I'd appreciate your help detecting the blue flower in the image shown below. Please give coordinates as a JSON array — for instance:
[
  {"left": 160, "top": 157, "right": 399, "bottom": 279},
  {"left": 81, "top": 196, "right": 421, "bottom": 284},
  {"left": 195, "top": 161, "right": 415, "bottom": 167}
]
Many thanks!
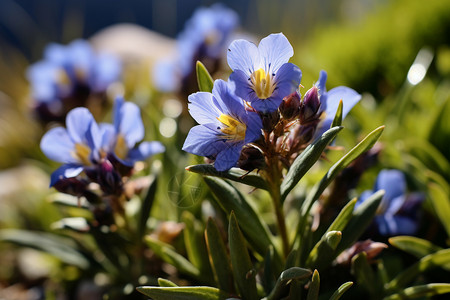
[
  {"left": 314, "top": 70, "right": 361, "bottom": 138},
  {"left": 357, "top": 169, "right": 424, "bottom": 236},
  {"left": 40, "top": 107, "right": 102, "bottom": 187},
  {"left": 183, "top": 79, "right": 263, "bottom": 171},
  {"left": 153, "top": 4, "right": 238, "bottom": 93},
  {"left": 100, "top": 97, "right": 165, "bottom": 166},
  {"left": 27, "top": 39, "right": 121, "bottom": 120},
  {"left": 227, "top": 33, "right": 302, "bottom": 112}
]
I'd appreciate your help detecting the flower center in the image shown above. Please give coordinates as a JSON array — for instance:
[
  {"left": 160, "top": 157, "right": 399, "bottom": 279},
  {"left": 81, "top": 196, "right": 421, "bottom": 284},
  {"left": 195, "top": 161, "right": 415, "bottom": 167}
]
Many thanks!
[
  {"left": 114, "top": 134, "right": 129, "bottom": 160},
  {"left": 217, "top": 114, "right": 246, "bottom": 141},
  {"left": 250, "top": 68, "right": 275, "bottom": 99},
  {"left": 73, "top": 143, "right": 92, "bottom": 165}
]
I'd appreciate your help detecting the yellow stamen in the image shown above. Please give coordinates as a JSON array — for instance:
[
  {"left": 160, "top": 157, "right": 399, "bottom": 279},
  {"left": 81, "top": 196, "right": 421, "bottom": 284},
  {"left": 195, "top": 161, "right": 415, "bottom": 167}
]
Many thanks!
[
  {"left": 114, "top": 134, "right": 129, "bottom": 159},
  {"left": 57, "top": 69, "right": 71, "bottom": 86},
  {"left": 250, "top": 68, "right": 275, "bottom": 99},
  {"left": 217, "top": 114, "right": 246, "bottom": 141},
  {"left": 73, "top": 143, "right": 92, "bottom": 165}
]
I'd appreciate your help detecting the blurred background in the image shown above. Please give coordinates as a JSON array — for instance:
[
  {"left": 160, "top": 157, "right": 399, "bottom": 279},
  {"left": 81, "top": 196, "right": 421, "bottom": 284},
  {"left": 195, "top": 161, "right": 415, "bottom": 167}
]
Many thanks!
[{"left": 0, "top": 0, "right": 449, "bottom": 298}]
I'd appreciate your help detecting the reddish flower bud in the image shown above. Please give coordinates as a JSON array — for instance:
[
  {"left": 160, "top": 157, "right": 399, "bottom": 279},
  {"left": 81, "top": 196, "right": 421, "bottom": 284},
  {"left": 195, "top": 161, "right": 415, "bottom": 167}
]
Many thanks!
[
  {"left": 279, "top": 91, "right": 301, "bottom": 120},
  {"left": 237, "top": 146, "right": 266, "bottom": 172}
]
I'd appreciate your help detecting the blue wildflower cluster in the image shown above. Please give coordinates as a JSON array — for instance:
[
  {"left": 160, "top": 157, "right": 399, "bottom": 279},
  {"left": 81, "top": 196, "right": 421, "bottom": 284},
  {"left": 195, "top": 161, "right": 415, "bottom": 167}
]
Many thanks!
[
  {"left": 183, "top": 33, "right": 361, "bottom": 173},
  {"left": 40, "top": 96, "right": 164, "bottom": 222},
  {"left": 27, "top": 39, "right": 121, "bottom": 123},
  {"left": 153, "top": 4, "right": 238, "bottom": 94}
]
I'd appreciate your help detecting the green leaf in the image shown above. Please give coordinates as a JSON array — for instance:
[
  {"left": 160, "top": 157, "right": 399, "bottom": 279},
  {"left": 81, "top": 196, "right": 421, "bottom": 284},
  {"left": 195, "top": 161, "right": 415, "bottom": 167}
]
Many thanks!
[
  {"left": 336, "top": 190, "right": 384, "bottom": 255},
  {"left": 228, "top": 212, "right": 258, "bottom": 300},
  {"left": 139, "top": 175, "right": 158, "bottom": 240},
  {"left": 281, "top": 126, "right": 343, "bottom": 200},
  {"left": 386, "top": 248, "right": 450, "bottom": 290},
  {"left": 196, "top": 61, "right": 214, "bottom": 92},
  {"left": 389, "top": 236, "right": 443, "bottom": 259},
  {"left": 144, "top": 236, "right": 200, "bottom": 278},
  {"left": 306, "top": 270, "right": 320, "bottom": 300},
  {"left": 428, "top": 182, "right": 450, "bottom": 237},
  {"left": 203, "top": 176, "right": 275, "bottom": 257},
  {"left": 0, "top": 229, "right": 90, "bottom": 269},
  {"left": 205, "top": 218, "right": 235, "bottom": 294},
  {"left": 263, "top": 246, "right": 276, "bottom": 295},
  {"left": 181, "top": 211, "right": 212, "bottom": 282},
  {"left": 266, "top": 267, "right": 313, "bottom": 300},
  {"left": 187, "top": 164, "right": 268, "bottom": 190},
  {"left": 329, "top": 282, "right": 353, "bottom": 300},
  {"left": 137, "top": 286, "right": 229, "bottom": 300},
  {"left": 384, "top": 283, "right": 450, "bottom": 300},
  {"left": 327, "top": 198, "right": 357, "bottom": 232},
  {"left": 306, "top": 231, "right": 342, "bottom": 269},
  {"left": 296, "top": 126, "right": 384, "bottom": 244},
  {"left": 331, "top": 100, "right": 343, "bottom": 128},
  {"left": 158, "top": 278, "right": 178, "bottom": 287},
  {"left": 351, "top": 252, "right": 379, "bottom": 296}
]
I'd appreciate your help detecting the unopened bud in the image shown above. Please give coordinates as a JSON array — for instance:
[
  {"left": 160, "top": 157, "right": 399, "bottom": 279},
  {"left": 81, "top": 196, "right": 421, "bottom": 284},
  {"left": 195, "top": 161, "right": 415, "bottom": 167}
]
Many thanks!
[
  {"left": 300, "top": 86, "right": 321, "bottom": 124},
  {"left": 258, "top": 110, "right": 280, "bottom": 132},
  {"left": 97, "top": 160, "right": 123, "bottom": 196},
  {"left": 279, "top": 91, "right": 301, "bottom": 120},
  {"left": 237, "top": 146, "right": 266, "bottom": 172}
]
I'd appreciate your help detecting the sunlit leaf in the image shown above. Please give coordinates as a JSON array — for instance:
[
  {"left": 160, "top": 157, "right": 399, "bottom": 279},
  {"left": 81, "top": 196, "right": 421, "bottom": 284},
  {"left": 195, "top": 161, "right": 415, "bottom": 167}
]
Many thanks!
[
  {"left": 428, "top": 182, "right": 450, "bottom": 237},
  {"left": 158, "top": 278, "right": 178, "bottom": 287},
  {"left": 331, "top": 100, "right": 343, "bottom": 128},
  {"left": 384, "top": 283, "right": 450, "bottom": 300},
  {"left": 137, "top": 286, "right": 229, "bottom": 300},
  {"left": 327, "top": 198, "right": 357, "bottom": 233},
  {"left": 196, "top": 61, "right": 214, "bottom": 92},
  {"left": 329, "top": 282, "right": 353, "bottom": 300},
  {"left": 389, "top": 236, "right": 443, "bottom": 259},
  {"left": 281, "top": 126, "right": 343, "bottom": 200},
  {"left": 306, "top": 231, "right": 342, "bottom": 269},
  {"left": 187, "top": 164, "right": 268, "bottom": 190},
  {"left": 266, "top": 267, "right": 312, "bottom": 300},
  {"left": 306, "top": 270, "right": 320, "bottom": 300}
]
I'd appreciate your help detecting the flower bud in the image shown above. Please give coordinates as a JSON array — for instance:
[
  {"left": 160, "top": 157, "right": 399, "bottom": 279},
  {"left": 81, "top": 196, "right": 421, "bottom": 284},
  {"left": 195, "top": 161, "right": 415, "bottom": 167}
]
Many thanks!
[
  {"left": 258, "top": 110, "right": 280, "bottom": 132},
  {"left": 97, "top": 160, "right": 123, "bottom": 196},
  {"left": 53, "top": 177, "right": 89, "bottom": 197},
  {"left": 237, "top": 146, "right": 266, "bottom": 172},
  {"left": 300, "top": 86, "right": 321, "bottom": 124},
  {"left": 279, "top": 91, "right": 301, "bottom": 120}
]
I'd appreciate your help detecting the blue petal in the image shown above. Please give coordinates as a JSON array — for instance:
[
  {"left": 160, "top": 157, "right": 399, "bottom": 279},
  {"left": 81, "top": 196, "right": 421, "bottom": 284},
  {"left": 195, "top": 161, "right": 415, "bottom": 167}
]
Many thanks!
[
  {"left": 50, "top": 164, "right": 83, "bottom": 187},
  {"left": 188, "top": 91, "right": 222, "bottom": 125},
  {"left": 213, "top": 79, "right": 245, "bottom": 118},
  {"left": 244, "top": 111, "right": 263, "bottom": 143},
  {"left": 214, "top": 143, "right": 242, "bottom": 171},
  {"left": 374, "top": 169, "right": 406, "bottom": 201},
  {"left": 182, "top": 125, "right": 225, "bottom": 157},
  {"left": 258, "top": 33, "right": 294, "bottom": 72},
  {"left": 40, "top": 127, "right": 77, "bottom": 163},
  {"left": 229, "top": 70, "right": 255, "bottom": 103},
  {"left": 376, "top": 215, "right": 418, "bottom": 236},
  {"left": 324, "top": 86, "right": 361, "bottom": 121},
  {"left": 66, "top": 108, "right": 96, "bottom": 144},
  {"left": 272, "top": 62, "right": 302, "bottom": 99},
  {"left": 92, "top": 53, "right": 121, "bottom": 91},
  {"left": 385, "top": 195, "right": 406, "bottom": 215},
  {"left": 128, "top": 141, "right": 165, "bottom": 161},
  {"left": 316, "top": 70, "right": 328, "bottom": 96},
  {"left": 227, "top": 39, "right": 260, "bottom": 76},
  {"left": 99, "top": 123, "right": 115, "bottom": 151},
  {"left": 250, "top": 97, "right": 282, "bottom": 113},
  {"left": 114, "top": 98, "right": 145, "bottom": 148}
]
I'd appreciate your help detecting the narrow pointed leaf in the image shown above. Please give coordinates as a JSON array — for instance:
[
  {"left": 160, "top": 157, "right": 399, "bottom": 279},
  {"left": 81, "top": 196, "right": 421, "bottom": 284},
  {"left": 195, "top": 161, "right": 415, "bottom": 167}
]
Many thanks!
[
  {"left": 306, "top": 231, "right": 342, "bottom": 268},
  {"left": 196, "top": 61, "right": 214, "bottom": 92},
  {"left": 228, "top": 212, "right": 258, "bottom": 300},
  {"left": 0, "top": 229, "right": 89, "bottom": 269},
  {"left": 158, "top": 278, "right": 178, "bottom": 287},
  {"left": 205, "top": 218, "right": 235, "bottom": 294},
  {"left": 137, "top": 286, "right": 229, "bottom": 300},
  {"left": 296, "top": 126, "right": 384, "bottom": 243},
  {"left": 187, "top": 164, "right": 268, "bottom": 190},
  {"left": 204, "top": 176, "right": 275, "bottom": 256},
  {"left": 351, "top": 252, "right": 378, "bottom": 296},
  {"left": 266, "top": 267, "right": 312, "bottom": 300},
  {"left": 331, "top": 100, "right": 343, "bottom": 128},
  {"left": 428, "top": 182, "right": 450, "bottom": 237},
  {"left": 329, "top": 282, "right": 353, "bottom": 300},
  {"left": 386, "top": 248, "right": 450, "bottom": 290},
  {"left": 144, "top": 236, "right": 200, "bottom": 278},
  {"left": 281, "top": 126, "right": 343, "bottom": 200},
  {"left": 383, "top": 283, "right": 450, "bottom": 300},
  {"left": 306, "top": 270, "right": 320, "bottom": 300},
  {"left": 336, "top": 190, "right": 384, "bottom": 255},
  {"left": 182, "top": 211, "right": 213, "bottom": 282},
  {"left": 327, "top": 198, "right": 356, "bottom": 232},
  {"left": 389, "top": 236, "right": 443, "bottom": 259},
  {"left": 264, "top": 246, "right": 276, "bottom": 295},
  {"left": 139, "top": 175, "right": 158, "bottom": 239}
]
